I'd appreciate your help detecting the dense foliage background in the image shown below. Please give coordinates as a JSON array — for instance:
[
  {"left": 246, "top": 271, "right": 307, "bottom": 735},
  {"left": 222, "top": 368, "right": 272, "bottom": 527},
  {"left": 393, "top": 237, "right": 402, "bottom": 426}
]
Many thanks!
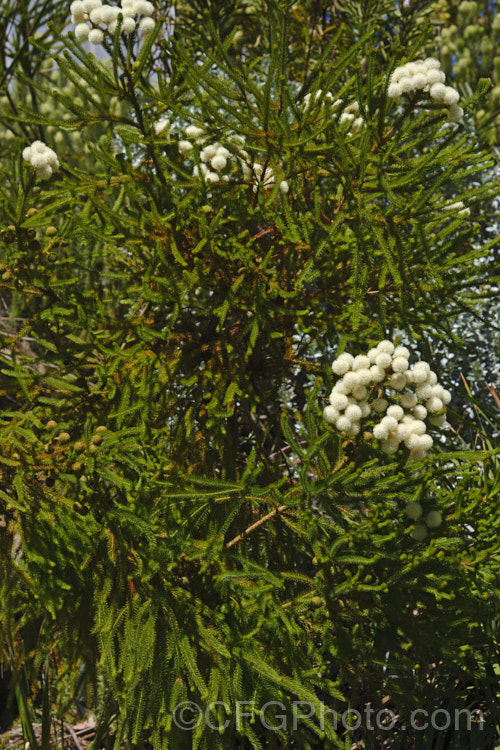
[{"left": 1, "top": 1, "right": 499, "bottom": 749}]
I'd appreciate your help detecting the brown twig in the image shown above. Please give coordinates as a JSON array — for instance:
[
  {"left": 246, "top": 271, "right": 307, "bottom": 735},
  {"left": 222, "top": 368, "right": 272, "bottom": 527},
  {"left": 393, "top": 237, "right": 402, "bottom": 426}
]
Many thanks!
[{"left": 226, "top": 504, "right": 288, "bottom": 549}]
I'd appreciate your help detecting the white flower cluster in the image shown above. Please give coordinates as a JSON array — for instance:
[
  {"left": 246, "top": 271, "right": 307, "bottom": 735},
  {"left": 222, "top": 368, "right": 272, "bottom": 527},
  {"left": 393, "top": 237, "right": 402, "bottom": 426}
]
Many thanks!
[
  {"left": 170, "top": 124, "right": 290, "bottom": 193},
  {"left": 22, "top": 141, "right": 59, "bottom": 180},
  {"left": 301, "top": 93, "right": 364, "bottom": 135},
  {"left": 323, "top": 340, "right": 451, "bottom": 460},
  {"left": 71, "top": 0, "right": 155, "bottom": 45},
  {"left": 405, "top": 501, "right": 442, "bottom": 541},
  {"left": 387, "top": 58, "right": 463, "bottom": 122}
]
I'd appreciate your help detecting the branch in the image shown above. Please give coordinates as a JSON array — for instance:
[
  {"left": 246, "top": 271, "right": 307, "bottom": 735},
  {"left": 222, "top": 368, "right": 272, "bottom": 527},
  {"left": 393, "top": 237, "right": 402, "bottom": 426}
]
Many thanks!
[{"left": 226, "top": 504, "right": 288, "bottom": 550}]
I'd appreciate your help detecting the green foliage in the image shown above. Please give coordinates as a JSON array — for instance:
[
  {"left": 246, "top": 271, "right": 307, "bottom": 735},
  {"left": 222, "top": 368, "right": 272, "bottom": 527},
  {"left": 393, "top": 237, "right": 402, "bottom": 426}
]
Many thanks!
[{"left": 0, "top": 1, "right": 499, "bottom": 749}]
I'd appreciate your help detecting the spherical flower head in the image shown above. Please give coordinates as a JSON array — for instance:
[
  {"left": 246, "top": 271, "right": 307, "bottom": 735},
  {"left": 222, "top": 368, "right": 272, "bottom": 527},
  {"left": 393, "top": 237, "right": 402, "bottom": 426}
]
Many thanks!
[
  {"left": 154, "top": 117, "right": 171, "bottom": 136},
  {"left": 418, "top": 434, "right": 433, "bottom": 452},
  {"left": 399, "top": 77, "right": 414, "bottom": 94},
  {"left": 178, "top": 140, "right": 193, "bottom": 155},
  {"left": 122, "top": 16, "right": 137, "bottom": 33},
  {"left": 211, "top": 154, "right": 227, "bottom": 171},
  {"left": 37, "top": 165, "right": 54, "bottom": 180},
  {"left": 405, "top": 501, "right": 423, "bottom": 520},
  {"left": 412, "top": 73, "right": 427, "bottom": 90},
  {"left": 416, "top": 383, "right": 433, "bottom": 399},
  {"left": 83, "top": 0, "right": 102, "bottom": 11},
  {"left": 336, "top": 416, "right": 352, "bottom": 433},
  {"left": 135, "top": 0, "right": 154, "bottom": 15},
  {"left": 372, "top": 398, "right": 388, "bottom": 413},
  {"left": 279, "top": 180, "right": 289, "bottom": 194},
  {"left": 343, "top": 371, "right": 361, "bottom": 391},
  {"left": 425, "top": 68, "right": 446, "bottom": 86},
  {"left": 443, "top": 86, "right": 460, "bottom": 106},
  {"left": 329, "top": 392, "right": 348, "bottom": 410},
  {"left": 387, "top": 83, "right": 403, "bottom": 98},
  {"left": 323, "top": 405, "right": 340, "bottom": 424},
  {"left": 425, "top": 510, "right": 442, "bottom": 529},
  {"left": 345, "top": 421, "right": 361, "bottom": 437},
  {"left": 75, "top": 22, "right": 90, "bottom": 41},
  {"left": 89, "top": 7, "right": 103, "bottom": 23},
  {"left": 413, "top": 404, "right": 427, "bottom": 420},
  {"left": 373, "top": 423, "right": 389, "bottom": 440},
  {"left": 70, "top": 0, "right": 86, "bottom": 14},
  {"left": 412, "top": 362, "right": 430, "bottom": 383},
  {"left": 392, "top": 356, "right": 409, "bottom": 373},
  {"left": 367, "top": 347, "right": 379, "bottom": 363},
  {"left": 352, "top": 355, "right": 370, "bottom": 371},
  {"left": 440, "top": 389, "right": 452, "bottom": 405},
  {"left": 22, "top": 146, "right": 33, "bottom": 162},
  {"left": 430, "top": 82, "right": 447, "bottom": 102},
  {"left": 139, "top": 16, "right": 155, "bottom": 32},
  {"left": 426, "top": 396, "right": 443, "bottom": 413},
  {"left": 370, "top": 365, "right": 386, "bottom": 384},
  {"left": 88, "top": 27, "right": 105, "bottom": 44},
  {"left": 377, "top": 340, "right": 394, "bottom": 354},
  {"left": 206, "top": 171, "right": 220, "bottom": 183},
  {"left": 332, "top": 380, "right": 349, "bottom": 395},
  {"left": 394, "top": 345, "right": 410, "bottom": 359},
  {"left": 412, "top": 420, "right": 427, "bottom": 436},
  {"left": 410, "top": 523, "right": 428, "bottom": 541},
  {"left": 381, "top": 415, "right": 398, "bottom": 432},
  {"left": 396, "top": 422, "right": 413, "bottom": 441},
  {"left": 386, "top": 404, "right": 404, "bottom": 421},
  {"left": 345, "top": 404, "right": 362, "bottom": 422},
  {"left": 185, "top": 124, "right": 204, "bottom": 139},
  {"left": 331, "top": 352, "right": 354, "bottom": 375},
  {"left": 31, "top": 152, "right": 49, "bottom": 169},
  {"left": 375, "top": 352, "right": 392, "bottom": 370},
  {"left": 423, "top": 57, "right": 441, "bottom": 70}
]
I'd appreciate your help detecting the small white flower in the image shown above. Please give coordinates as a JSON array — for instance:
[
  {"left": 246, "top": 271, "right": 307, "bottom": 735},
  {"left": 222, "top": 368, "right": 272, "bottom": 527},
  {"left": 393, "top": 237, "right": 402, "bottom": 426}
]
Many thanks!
[
  {"left": 139, "top": 16, "right": 155, "bottom": 32},
  {"left": 426, "top": 397, "right": 443, "bottom": 413},
  {"left": 88, "top": 28, "right": 105, "bottom": 44},
  {"left": 343, "top": 372, "right": 361, "bottom": 391},
  {"left": 345, "top": 404, "right": 362, "bottom": 422},
  {"left": 389, "top": 372, "right": 407, "bottom": 390},
  {"left": 323, "top": 406, "right": 340, "bottom": 424},
  {"left": 210, "top": 154, "right": 227, "bottom": 171},
  {"left": 380, "top": 415, "right": 398, "bottom": 432},
  {"left": 430, "top": 82, "right": 447, "bottom": 102},
  {"left": 387, "top": 83, "right": 403, "bottom": 98},
  {"left": 373, "top": 423, "right": 389, "bottom": 440},
  {"left": 178, "top": 140, "right": 193, "bottom": 155},
  {"left": 154, "top": 118, "right": 171, "bottom": 136},
  {"left": 352, "top": 355, "right": 370, "bottom": 371},
  {"left": 185, "top": 125, "right": 204, "bottom": 139},
  {"left": 386, "top": 405, "right": 404, "bottom": 421},
  {"left": 377, "top": 340, "right": 395, "bottom": 354},
  {"left": 331, "top": 353, "right": 354, "bottom": 375},
  {"left": 375, "top": 352, "right": 392, "bottom": 369},
  {"left": 122, "top": 16, "right": 137, "bottom": 33},
  {"left": 352, "top": 385, "right": 368, "bottom": 401},
  {"left": 329, "top": 393, "right": 348, "bottom": 410},
  {"left": 392, "top": 356, "right": 409, "bottom": 373},
  {"left": 336, "top": 416, "right": 352, "bottom": 433},
  {"left": 75, "top": 22, "right": 90, "bottom": 40},
  {"left": 381, "top": 438, "right": 399, "bottom": 454},
  {"left": 279, "top": 180, "right": 289, "bottom": 194},
  {"left": 413, "top": 404, "right": 427, "bottom": 420},
  {"left": 370, "top": 365, "right": 386, "bottom": 383}
]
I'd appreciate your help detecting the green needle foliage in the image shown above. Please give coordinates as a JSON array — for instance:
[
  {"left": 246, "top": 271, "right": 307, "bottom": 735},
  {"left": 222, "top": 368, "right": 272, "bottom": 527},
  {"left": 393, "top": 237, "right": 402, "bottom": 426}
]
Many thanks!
[{"left": 0, "top": 1, "right": 499, "bottom": 749}]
